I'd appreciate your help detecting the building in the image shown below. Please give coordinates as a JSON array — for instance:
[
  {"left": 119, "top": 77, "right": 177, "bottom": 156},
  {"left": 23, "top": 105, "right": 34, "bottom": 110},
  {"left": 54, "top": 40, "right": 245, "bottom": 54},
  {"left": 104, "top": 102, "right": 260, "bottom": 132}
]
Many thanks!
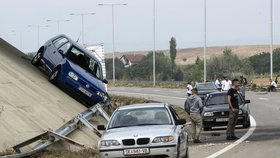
[{"left": 120, "top": 54, "right": 145, "bottom": 68}]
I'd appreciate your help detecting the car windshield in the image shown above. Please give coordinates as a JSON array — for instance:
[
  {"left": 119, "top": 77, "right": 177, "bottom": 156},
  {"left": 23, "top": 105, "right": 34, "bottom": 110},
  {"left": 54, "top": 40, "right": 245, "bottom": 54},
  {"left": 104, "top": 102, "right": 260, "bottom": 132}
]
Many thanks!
[
  {"left": 67, "top": 47, "right": 102, "bottom": 80},
  {"left": 206, "top": 93, "right": 243, "bottom": 106},
  {"left": 196, "top": 83, "right": 217, "bottom": 91},
  {"left": 108, "top": 107, "right": 172, "bottom": 129}
]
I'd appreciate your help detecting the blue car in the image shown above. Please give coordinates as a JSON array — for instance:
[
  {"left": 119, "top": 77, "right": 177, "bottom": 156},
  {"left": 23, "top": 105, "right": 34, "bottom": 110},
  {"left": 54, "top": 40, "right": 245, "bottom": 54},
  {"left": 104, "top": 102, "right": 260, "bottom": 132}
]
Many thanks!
[{"left": 31, "top": 34, "right": 109, "bottom": 106}]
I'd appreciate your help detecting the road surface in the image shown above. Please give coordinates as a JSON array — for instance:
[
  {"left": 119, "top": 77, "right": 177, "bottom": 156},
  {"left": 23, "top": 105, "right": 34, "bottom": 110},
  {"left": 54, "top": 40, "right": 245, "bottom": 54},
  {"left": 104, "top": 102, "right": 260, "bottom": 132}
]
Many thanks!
[{"left": 109, "top": 87, "right": 280, "bottom": 158}]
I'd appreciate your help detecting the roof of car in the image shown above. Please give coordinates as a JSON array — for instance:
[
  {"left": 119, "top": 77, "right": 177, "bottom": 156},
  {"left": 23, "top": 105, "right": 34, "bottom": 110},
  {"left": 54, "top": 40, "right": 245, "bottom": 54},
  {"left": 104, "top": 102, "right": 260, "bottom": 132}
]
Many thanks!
[
  {"left": 117, "top": 103, "right": 169, "bottom": 110},
  {"left": 51, "top": 34, "right": 100, "bottom": 62},
  {"left": 209, "top": 91, "right": 227, "bottom": 95}
]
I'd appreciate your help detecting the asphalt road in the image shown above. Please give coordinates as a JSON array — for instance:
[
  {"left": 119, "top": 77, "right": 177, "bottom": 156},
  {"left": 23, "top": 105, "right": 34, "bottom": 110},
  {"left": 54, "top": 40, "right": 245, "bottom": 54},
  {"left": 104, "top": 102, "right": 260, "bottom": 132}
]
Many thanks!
[{"left": 109, "top": 87, "right": 280, "bottom": 158}]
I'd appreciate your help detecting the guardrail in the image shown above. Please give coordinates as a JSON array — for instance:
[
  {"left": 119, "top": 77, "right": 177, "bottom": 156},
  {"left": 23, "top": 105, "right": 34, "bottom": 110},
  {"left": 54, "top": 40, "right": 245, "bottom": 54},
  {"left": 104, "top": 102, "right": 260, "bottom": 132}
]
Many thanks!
[{"left": 2, "top": 102, "right": 110, "bottom": 158}]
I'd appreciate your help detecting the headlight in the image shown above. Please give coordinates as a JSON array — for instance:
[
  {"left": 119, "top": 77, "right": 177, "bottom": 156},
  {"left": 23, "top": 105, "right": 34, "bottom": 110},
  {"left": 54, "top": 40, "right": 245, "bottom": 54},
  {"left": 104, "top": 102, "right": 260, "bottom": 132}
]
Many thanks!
[
  {"left": 100, "top": 140, "right": 120, "bottom": 147},
  {"left": 238, "top": 110, "right": 243, "bottom": 115},
  {"left": 204, "top": 112, "right": 214, "bottom": 117},
  {"left": 97, "top": 91, "right": 105, "bottom": 98},
  {"left": 68, "top": 72, "right": 78, "bottom": 81},
  {"left": 152, "top": 136, "right": 174, "bottom": 143}
]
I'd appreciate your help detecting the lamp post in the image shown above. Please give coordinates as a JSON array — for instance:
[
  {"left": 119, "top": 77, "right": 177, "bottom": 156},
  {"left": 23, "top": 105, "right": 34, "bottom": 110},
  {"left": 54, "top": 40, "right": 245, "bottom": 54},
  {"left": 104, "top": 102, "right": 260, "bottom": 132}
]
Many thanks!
[
  {"left": 69, "top": 12, "right": 95, "bottom": 45},
  {"left": 203, "top": 0, "right": 207, "bottom": 82},
  {"left": 11, "top": 30, "right": 30, "bottom": 51},
  {"left": 46, "top": 19, "right": 70, "bottom": 35},
  {"left": 153, "top": 0, "right": 156, "bottom": 86},
  {"left": 98, "top": 3, "right": 127, "bottom": 84},
  {"left": 269, "top": 0, "right": 273, "bottom": 79},
  {"left": 28, "top": 25, "right": 48, "bottom": 48}
]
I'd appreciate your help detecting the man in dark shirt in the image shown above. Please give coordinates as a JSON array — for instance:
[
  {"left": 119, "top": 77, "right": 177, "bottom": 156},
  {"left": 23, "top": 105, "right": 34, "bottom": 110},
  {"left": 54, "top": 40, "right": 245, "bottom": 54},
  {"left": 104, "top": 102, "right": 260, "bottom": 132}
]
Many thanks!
[{"left": 226, "top": 79, "right": 240, "bottom": 140}]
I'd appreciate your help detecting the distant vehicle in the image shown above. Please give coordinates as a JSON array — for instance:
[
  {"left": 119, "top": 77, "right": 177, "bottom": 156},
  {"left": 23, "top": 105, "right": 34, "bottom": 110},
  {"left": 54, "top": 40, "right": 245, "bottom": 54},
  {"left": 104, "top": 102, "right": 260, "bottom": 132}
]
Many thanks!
[
  {"left": 202, "top": 91, "right": 251, "bottom": 131},
  {"left": 195, "top": 82, "right": 219, "bottom": 102},
  {"left": 98, "top": 103, "right": 189, "bottom": 158},
  {"left": 31, "top": 34, "right": 109, "bottom": 106}
]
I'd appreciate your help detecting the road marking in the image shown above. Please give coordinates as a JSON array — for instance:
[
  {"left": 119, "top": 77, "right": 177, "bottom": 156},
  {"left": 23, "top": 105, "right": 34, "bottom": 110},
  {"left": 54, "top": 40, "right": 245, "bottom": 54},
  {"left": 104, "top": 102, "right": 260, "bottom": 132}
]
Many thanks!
[
  {"left": 109, "top": 91, "right": 186, "bottom": 100},
  {"left": 258, "top": 97, "right": 269, "bottom": 101},
  {"left": 153, "top": 89, "right": 161, "bottom": 92},
  {"left": 206, "top": 115, "right": 257, "bottom": 158}
]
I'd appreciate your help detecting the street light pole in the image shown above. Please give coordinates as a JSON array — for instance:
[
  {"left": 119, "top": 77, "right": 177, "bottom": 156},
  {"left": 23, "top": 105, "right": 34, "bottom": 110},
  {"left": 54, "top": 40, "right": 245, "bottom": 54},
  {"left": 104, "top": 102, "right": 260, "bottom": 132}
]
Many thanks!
[
  {"left": 99, "top": 3, "right": 127, "bottom": 84},
  {"left": 270, "top": 0, "right": 273, "bottom": 79},
  {"left": 153, "top": 0, "right": 156, "bottom": 86},
  {"left": 28, "top": 25, "right": 48, "bottom": 49},
  {"left": 203, "top": 0, "right": 207, "bottom": 82},
  {"left": 47, "top": 19, "right": 70, "bottom": 34},
  {"left": 69, "top": 13, "right": 95, "bottom": 46}
]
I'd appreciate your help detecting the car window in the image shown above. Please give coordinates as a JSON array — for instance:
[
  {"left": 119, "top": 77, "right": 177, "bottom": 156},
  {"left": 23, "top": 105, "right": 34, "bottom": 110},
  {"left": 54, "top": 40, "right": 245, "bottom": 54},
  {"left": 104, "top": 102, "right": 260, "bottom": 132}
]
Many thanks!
[
  {"left": 53, "top": 37, "right": 68, "bottom": 49},
  {"left": 108, "top": 107, "right": 172, "bottom": 129},
  {"left": 66, "top": 47, "right": 103, "bottom": 80},
  {"left": 196, "top": 83, "right": 217, "bottom": 90},
  {"left": 169, "top": 106, "right": 180, "bottom": 122},
  {"left": 58, "top": 42, "right": 71, "bottom": 54},
  {"left": 206, "top": 93, "right": 243, "bottom": 106}
]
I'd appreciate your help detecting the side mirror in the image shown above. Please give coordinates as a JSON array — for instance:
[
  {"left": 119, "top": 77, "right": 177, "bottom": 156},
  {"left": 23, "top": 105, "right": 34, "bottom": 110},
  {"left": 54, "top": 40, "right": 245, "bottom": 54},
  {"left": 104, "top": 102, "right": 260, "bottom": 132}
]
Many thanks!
[
  {"left": 176, "top": 119, "right": 187, "bottom": 125},
  {"left": 58, "top": 50, "right": 65, "bottom": 57},
  {"left": 245, "top": 100, "right": 251, "bottom": 104},
  {"left": 97, "top": 125, "right": 106, "bottom": 130},
  {"left": 103, "top": 79, "right": 108, "bottom": 84}
]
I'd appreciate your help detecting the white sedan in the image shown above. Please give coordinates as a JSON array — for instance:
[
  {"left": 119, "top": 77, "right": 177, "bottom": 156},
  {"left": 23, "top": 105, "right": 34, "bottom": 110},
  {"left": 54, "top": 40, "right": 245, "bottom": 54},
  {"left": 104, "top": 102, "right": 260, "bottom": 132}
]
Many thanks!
[{"left": 98, "top": 103, "right": 189, "bottom": 158}]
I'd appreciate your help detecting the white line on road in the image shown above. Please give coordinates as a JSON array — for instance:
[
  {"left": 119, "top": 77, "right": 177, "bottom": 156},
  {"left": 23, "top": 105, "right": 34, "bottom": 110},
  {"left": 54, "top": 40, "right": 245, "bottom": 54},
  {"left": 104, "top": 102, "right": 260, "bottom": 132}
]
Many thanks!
[
  {"left": 206, "top": 115, "right": 257, "bottom": 158},
  {"left": 258, "top": 97, "right": 269, "bottom": 101}
]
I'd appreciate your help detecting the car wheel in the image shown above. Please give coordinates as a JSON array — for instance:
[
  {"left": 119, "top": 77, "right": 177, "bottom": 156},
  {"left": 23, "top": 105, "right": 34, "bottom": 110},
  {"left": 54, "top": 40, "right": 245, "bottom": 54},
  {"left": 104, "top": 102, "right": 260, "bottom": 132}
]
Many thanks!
[
  {"left": 204, "top": 127, "right": 211, "bottom": 131},
  {"left": 177, "top": 139, "right": 181, "bottom": 158},
  {"left": 185, "top": 140, "right": 189, "bottom": 158},
  {"left": 243, "top": 116, "right": 251, "bottom": 128},
  {"left": 31, "top": 48, "right": 43, "bottom": 67},
  {"left": 49, "top": 67, "right": 60, "bottom": 84}
]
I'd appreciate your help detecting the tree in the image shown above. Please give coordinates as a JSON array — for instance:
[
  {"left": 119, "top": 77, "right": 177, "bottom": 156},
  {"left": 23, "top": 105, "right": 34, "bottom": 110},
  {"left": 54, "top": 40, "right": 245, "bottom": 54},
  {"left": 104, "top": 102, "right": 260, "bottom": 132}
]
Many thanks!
[{"left": 169, "top": 37, "right": 177, "bottom": 79}]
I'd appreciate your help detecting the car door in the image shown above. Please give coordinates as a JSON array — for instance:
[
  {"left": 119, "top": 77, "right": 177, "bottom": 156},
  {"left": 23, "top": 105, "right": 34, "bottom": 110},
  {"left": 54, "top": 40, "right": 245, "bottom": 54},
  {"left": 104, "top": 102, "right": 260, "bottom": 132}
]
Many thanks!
[
  {"left": 169, "top": 107, "right": 187, "bottom": 155},
  {"left": 47, "top": 37, "right": 69, "bottom": 70}
]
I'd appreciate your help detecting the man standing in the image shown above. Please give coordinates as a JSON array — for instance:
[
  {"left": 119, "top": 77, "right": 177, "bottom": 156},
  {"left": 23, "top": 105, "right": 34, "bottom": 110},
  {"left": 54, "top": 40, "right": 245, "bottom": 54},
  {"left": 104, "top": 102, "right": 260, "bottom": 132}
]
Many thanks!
[
  {"left": 226, "top": 79, "right": 240, "bottom": 140},
  {"left": 221, "top": 76, "right": 232, "bottom": 91},
  {"left": 215, "top": 78, "right": 221, "bottom": 90},
  {"left": 185, "top": 88, "right": 203, "bottom": 143}
]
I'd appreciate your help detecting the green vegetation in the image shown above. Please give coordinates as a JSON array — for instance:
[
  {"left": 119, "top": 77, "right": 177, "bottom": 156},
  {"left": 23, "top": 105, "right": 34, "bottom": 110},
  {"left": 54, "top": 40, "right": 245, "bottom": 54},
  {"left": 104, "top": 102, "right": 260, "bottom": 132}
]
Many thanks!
[{"left": 169, "top": 37, "right": 177, "bottom": 79}]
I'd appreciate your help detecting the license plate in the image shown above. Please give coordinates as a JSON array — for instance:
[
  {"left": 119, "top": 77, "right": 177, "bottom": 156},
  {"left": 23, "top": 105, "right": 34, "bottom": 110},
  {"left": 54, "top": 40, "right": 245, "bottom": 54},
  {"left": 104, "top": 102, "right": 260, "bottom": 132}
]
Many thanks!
[
  {"left": 216, "top": 118, "right": 228, "bottom": 122},
  {"left": 123, "top": 148, "right": 149, "bottom": 156},
  {"left": 78, "top": 87, "right": 92, "bottom": 97}
]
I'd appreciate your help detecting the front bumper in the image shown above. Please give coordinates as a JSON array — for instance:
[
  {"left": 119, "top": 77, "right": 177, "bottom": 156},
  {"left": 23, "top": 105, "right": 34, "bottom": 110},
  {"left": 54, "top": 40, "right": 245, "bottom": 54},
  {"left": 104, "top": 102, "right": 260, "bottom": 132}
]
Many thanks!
[
  {"left": 59, "top": 74, "right": 106, "bottom": 105},
  {"left": 99, "top": 144, "right": 177, "bottom": 158},
  {"left": 203, "top": 115, "right": 247, "bottom": 128}
]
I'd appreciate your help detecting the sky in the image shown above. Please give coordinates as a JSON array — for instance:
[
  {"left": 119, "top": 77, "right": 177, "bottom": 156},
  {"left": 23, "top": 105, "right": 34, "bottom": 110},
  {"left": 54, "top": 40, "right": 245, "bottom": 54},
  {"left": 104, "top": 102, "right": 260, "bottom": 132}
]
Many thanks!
[{"left": 0, "top": 0, "right": 279, "bottom": 53}]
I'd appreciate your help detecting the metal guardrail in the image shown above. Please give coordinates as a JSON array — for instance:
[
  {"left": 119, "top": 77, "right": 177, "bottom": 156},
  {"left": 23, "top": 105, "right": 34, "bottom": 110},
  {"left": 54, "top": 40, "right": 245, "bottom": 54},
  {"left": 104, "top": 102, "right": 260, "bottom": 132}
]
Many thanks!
[{"left": 2, "top": 102, "right": 110, "bottom": 158}]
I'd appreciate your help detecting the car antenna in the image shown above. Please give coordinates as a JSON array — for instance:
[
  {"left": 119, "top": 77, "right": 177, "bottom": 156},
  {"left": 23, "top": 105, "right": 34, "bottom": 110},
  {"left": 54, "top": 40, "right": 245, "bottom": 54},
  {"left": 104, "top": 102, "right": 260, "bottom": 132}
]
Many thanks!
[{"left": 76, "top": 32, "right": 82, "bottom": 43}]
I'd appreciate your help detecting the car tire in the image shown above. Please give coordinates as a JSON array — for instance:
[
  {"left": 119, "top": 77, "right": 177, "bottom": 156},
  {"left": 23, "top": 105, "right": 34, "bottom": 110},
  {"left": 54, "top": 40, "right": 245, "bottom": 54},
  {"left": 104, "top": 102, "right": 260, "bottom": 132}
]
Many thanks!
[
  {"left": 177, "top": 139, "right": 181, "bottom": 158},
  {"left": 185, "top": 140, "right": 189, "bottom": 158},
  {"left": 31, "top": 48, "right": 44, "bottom": 67},
  {"left": 204, "top": 127, "right": 211, "bottom": 131},
  {"left": 49, "top": 67, "right": 61, "bottom": 84},
  {"left": 243, "top": 116, "right": 251, "bottom": 128}
]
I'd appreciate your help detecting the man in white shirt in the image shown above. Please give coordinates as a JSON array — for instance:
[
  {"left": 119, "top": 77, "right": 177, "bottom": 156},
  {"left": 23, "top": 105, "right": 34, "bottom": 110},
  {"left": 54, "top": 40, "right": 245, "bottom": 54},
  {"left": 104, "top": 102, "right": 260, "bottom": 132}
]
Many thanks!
[
  {"left": 187, "top": 82, "right": 193, "bottom": 96},
  {"left": 268, "top": 78, "right": 277, "bottom": 92},
  {"left": 215, "top": 78, "right": 221, "bottom": 89},
  {"left": 221, "top": 76, "right": 232, "bottom": 91}
]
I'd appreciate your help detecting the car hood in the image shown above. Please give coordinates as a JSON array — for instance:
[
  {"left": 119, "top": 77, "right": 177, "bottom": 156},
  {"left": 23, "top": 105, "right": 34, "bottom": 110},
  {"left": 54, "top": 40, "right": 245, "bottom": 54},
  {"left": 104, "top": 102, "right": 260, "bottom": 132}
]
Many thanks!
[
  {"left": 203, "top": 104, "right": 230, "bottom": 112},
  {"left": 67, "top": 60, "right": 106, "bottom": 93},
  {"left": 102, "top": 125, "right": 176, "bottom": 140}
]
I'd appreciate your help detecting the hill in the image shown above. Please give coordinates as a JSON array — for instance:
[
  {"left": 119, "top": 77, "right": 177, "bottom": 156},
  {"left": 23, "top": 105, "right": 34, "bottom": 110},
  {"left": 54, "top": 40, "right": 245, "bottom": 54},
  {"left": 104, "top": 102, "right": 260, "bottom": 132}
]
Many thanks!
[{"left": 105, "top": 45, "right": 280, "bottom": 65}]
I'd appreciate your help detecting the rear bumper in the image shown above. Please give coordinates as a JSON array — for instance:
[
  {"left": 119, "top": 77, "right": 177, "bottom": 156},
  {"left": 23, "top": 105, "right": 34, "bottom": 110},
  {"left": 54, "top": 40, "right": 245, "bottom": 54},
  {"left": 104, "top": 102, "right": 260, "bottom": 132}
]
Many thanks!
[
  {"left": 99, "top": 144, "right": 177, "bottom": 158},
  {"left": 203, "top": 115, "right": 248, "bottom": 128}
]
